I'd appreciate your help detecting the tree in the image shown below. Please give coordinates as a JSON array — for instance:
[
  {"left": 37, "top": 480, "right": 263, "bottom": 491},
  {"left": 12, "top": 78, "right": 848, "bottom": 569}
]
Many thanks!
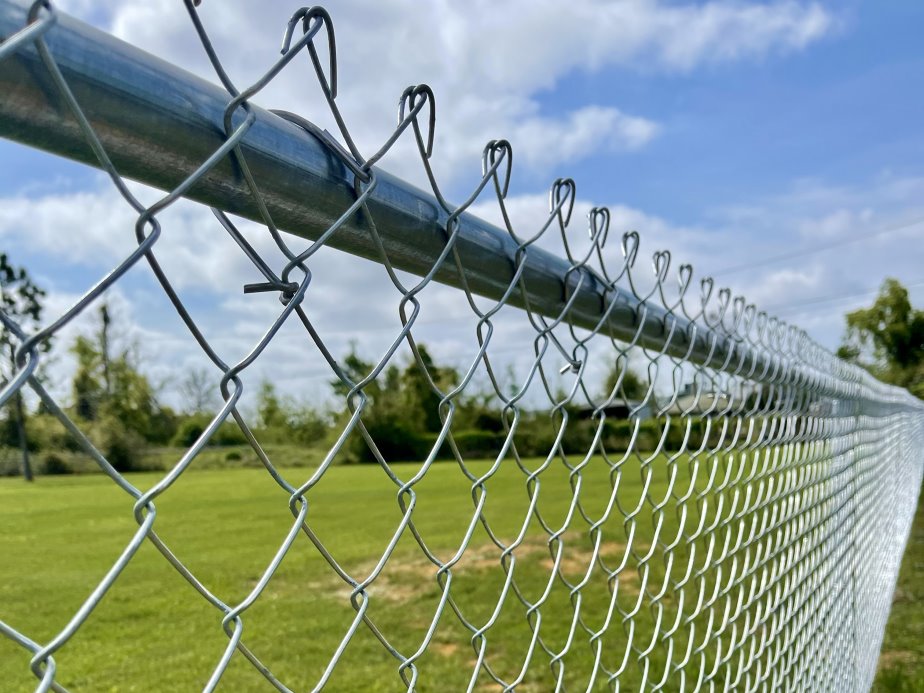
[
  {"left": 602, "top": 359, "right": 648, "bottom": 401},
  {"left": 329, "top": 343, "right": 460, "bottom": 462},
  {"left": 401, "top": 344, "right": 458, "bottom": 434},
  {"left": 837, "top": 278, "right": 924, "bottom": 398},
  {"left": 329, "top": 344, "right": 367, "bottom": 399},
  {"left": 179, "top": 367, "right": 218, "bottom": 414},
  {"left": 71, "top": 303, "right": 170, "bottom": 439},
  {"left": 253, "top": 379, "right": 329, "bottom": 446},
  {"left": 0, "top": 254, "right": 48, "bottom": 481},
  {"left": 256, "top": 380, "right": 288, "bottom": 430}
]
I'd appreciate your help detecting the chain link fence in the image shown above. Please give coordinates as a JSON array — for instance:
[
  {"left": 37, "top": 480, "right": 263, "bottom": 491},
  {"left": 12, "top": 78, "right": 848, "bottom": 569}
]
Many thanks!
[{"left": 1, "top": 1, "right": 922, "bottom": 690}]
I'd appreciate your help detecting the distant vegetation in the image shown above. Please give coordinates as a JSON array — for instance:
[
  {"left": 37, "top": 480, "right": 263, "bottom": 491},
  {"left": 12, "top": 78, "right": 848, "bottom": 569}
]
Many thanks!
[
  {"left": 0, "top": 454, "right": 700, "bottom": 691},
  {"left": 0, "top": 320, "right": 677, "bottom": 477},
  {"left": 2, "top": 257, "right": 921, "bottom": 480},
  {"left": 838, "top": 278, "right": 924, "bottom": 398}
]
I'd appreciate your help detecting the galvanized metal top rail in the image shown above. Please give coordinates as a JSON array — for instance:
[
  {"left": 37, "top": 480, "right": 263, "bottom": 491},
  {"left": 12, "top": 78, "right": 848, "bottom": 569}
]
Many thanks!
[{"left": 0, "top": 0, "right": 917, "bottom": 413}]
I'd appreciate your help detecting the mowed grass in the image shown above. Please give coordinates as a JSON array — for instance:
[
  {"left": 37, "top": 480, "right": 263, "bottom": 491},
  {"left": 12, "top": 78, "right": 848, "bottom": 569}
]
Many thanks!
[
  {"left": 1, "top": 448, "right": 886, "bottom": 691},
  {"left": 0, "top": 454, "right": 687, "bottom": 692},
  {"left": 872, "top": 488, "right": 924, "bottom": 692}
]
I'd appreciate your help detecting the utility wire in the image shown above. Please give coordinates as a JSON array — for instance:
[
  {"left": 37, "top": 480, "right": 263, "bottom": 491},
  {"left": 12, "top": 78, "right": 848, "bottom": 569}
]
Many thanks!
[
  {"left": 710, "top": 217, "right": 924, "bottom": 277},
  {"left": 763, "top": 280, "right": 924, "bottom": 312}
]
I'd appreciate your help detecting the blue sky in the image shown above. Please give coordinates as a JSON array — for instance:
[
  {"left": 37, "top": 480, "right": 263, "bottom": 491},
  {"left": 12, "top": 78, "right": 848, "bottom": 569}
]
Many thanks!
[
  {"left": 542, "top": 1, "right": 924, "bottom": 216},
  {"left": 1, "top": 0, "right": 922, "bottom": 406}
]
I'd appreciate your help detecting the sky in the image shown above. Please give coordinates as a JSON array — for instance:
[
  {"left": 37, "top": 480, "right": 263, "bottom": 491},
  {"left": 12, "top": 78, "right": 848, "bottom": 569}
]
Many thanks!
[{"left": 1, "top": 0, "right": 923, "bottom": 410}]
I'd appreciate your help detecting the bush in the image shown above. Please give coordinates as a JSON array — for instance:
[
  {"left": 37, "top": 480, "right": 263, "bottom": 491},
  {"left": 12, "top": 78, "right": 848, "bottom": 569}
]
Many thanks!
[
  {"left": 424, "top": 429, "right": 505, "bottom": 461},
  {"left": 636, "top": 421, "right": 660, "bottom": 451},
  {"left": 89, "top": 416, "right": 146, "bottom": 473},
  {"left": 602, "top": 419, "right": 635, "bottom": 451},
  {"left": 26, "top": 414, "right": 81, "bottom": 453},
  {"left": 508, "top": 421, "right": 559, "bottom": 459},
  {"left": 41, "top": 452, "right": 74, "bottom": 475},
  {"left": 0, "top": 414, "right": 19, "bottom": 449},
  {"left": 469, "top": 410, "right": 505, "bottom": 433},
  {"left": 345, "top": 416, "right": 429, "bottom": 464},
  {"left": 450, "top": 429, "right": 505, "bottom": 458},
  {"left": 144, "top": 407, "right": 179, "bottom": 445},
  {"left": 560, "top": 418, "right": 597, "bottom": 456},
  {"left": 170, "top": 417, "right": 206, "bottom": 448},
  {"left": 0, "top": 447, "right": 24, "bottom": 476},
  {"left": 599, "top": 418, "right": 665, "bottom": 452},
  {"left": 286, "top": 407, "right": 331, "bottom": 447},
  {"left": 212, "top": 421, "right": 248, "bottom": 446},
  {"left": 171, "top": 415, "right": 248, "bottom": 448},
  {"left": 225, "top": 450, "right": 242, "bottom": 462}
]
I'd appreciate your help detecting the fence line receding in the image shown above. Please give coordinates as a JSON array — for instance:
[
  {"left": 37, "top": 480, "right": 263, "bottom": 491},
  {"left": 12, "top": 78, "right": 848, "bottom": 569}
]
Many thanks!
[{"left": 0, "top": 1, "right": 922, "bottom": 691}]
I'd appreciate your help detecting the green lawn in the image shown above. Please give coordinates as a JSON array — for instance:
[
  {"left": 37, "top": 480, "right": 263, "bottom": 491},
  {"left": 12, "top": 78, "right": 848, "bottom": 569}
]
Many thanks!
[
  {"left": 872, "top": 488, "right": 924, "bottom": 692},
  {"left": 0, "top": 453, "right": 691, "bottom": 692},
  {"left": 0, "top": 454, "right": 916, "bottom": 691}
]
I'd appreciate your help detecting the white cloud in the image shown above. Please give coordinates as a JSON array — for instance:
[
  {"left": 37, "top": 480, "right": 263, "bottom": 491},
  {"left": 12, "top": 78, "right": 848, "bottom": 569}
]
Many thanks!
[
  {"left": 52, "top": 0, "right": 834, "bottom": 185},
  {"left": 514, "top": 106, "right": 658, "bottom": 171},
  {"left": 0, "top": 181, "right": 288, "bottom": 294},
  {"left": 472, "top": 171, "right": 924, "bottom": 349},
  {"left": 642, "top": 1, "right": 833, "bottom": 69},
  {"left": 4, "top": 167, "right": 923, "bottom": 408},
  {"left": 0, "top": 189, "right": 134, "bottom": 265},
  {"left": 698, "top": 178, "right": 924, "bottom": 340},
  {"left": 6, "top": 0, "right": 863, "bottom": 409}
]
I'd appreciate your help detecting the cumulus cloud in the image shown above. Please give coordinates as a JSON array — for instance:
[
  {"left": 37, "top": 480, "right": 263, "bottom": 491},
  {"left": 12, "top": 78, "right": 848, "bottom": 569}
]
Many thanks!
[
  {"left": 6, "top": 0, "right": 859, "bottom": 406},
  {"left": 4, "top": 165, "right": 922, "bottom": 406},
  {"left": 695, "top": 176, "right": 924, "bottom": 336},
  {"left": 513, "top": 106, "right": 659, "bottom": 171},
  {"left": 0, "top": 181, "right": 290, "bottom": 294},
  {"left": 52, "top": 0, "right": 834, "bottom": 186}
]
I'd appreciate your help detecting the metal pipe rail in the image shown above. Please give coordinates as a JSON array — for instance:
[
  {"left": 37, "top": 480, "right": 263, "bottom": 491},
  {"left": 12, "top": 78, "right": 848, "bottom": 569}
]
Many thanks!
[{"left": 0, "top": 0, "right": 916, "bottom": 412}]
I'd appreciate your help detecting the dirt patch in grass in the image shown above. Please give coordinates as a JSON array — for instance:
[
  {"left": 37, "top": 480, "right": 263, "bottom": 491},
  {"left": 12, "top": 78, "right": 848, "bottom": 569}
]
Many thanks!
[
  {"left": 878, "top": 650, "right": 919, "bottom": 671},
  {"left": 306, "top": 531, "right": 645, "bottom": 604},
  {"left": 429, "top": 641, "right": 461, "bottom": 657}
]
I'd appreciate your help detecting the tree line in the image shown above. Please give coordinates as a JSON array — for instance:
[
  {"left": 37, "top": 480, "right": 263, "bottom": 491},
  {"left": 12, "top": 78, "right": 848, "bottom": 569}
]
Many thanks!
[
  {"left": 1, "top": 252, "right": 921, "bottom": 479},
  {"left": 0, "top": 298, "right": 652, "bottom": 479},
  {"left": 836, "top": 278, "right": 924, "bottom": 398},
  {"left": 0, "top": 313, "right": 653, "bottom": 476}
]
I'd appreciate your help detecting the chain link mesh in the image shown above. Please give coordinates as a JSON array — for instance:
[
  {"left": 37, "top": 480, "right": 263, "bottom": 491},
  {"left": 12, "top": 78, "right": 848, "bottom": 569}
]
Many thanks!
[{"left": 1, "top": 1, "right": 923, "bottom": 691}]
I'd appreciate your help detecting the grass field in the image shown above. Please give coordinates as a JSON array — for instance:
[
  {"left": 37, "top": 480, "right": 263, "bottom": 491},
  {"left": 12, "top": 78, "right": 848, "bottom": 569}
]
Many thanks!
[
  {"left": 0, "top": 455, "right": 674, "bottom": 691},
  {"left": 872, "top": 488, "right": 924, "bottom": 692},
  {"left": 0, "top": 454, "right": 918, "bottom": 691}
]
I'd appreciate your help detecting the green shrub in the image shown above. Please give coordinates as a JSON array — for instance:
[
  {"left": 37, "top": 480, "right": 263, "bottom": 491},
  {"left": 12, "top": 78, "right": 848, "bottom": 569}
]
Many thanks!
[
  {"left": 144, "top": 407, "right": 179, "bottom": 445},
  {"left": 0, "top": 415, "right": 16, "bottom": 449},
  {"left": 346, "top": 417, "right": 429, "bottom": 464},
  {"left": 509, "top": 422, "right": 559, "bottom": 459},
  {"left": 26, "top": 414, "right": 81, "bottom": 453},
  {"left": 426, "top": 429, "right": 505, "bottom": 460},
  {"left": 451, "top": 429, "right": 505, "bottom": 458},
  {"left": 598, "top": 418, "right": 665, "bottom": 452},
  {"left": 171, "top": 415, "right": 248, "bottom": 448},
  {"left": 0, "top": 447, "right": 24, "bottom": 476},
  {"left": 41, "top": 452, "right": 74, "bottom": 475},
  {"left": 212, "top": 421, "right": 248, "bottom": 446},
  {"left": 636, "top": 420, "right": 660, "bottom": 451},
  {"left": 89, "top": 416, "right": 146, "bottom": 473},
  {"left": 171, "top": 418, "right": 203, "bottom": 448},
  {"left": 602, "top": 419, "right": 635, "bottom": 451},
  {"left": 560, "top": 418, "right": 598, "bottom": 456},
  {"left": 470, "top": 410, "right": 505, "bottom": 433}
]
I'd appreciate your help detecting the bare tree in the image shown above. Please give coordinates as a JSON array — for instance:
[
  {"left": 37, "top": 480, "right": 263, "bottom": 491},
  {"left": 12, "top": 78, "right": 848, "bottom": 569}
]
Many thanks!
[{"left": 179, "top": 367, "right": 218, "bottom": 414}]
